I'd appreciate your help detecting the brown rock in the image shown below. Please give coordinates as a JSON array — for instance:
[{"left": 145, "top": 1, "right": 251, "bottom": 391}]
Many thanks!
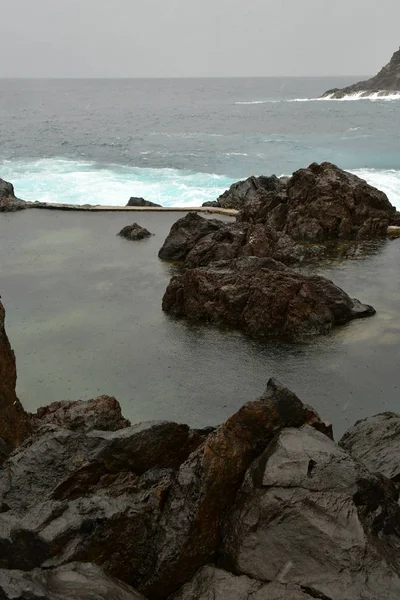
[
  {"left": 0, "top": 298, "right": 31, "bottom": 455},
  {"left": 162, "top": 258, "right": 375, "bottom": 339},
  {"left": 118, "top": 223, "right": 152, "bottom": 241},
  {"left": 0, "top": 178, "right": 26, "bottom": 212},
  {"left": 35, "top": 395, "right": 131, "bottom": 432}
]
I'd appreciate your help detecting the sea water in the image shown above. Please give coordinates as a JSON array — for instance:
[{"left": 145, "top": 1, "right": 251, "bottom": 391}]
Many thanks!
[{"left": 1, "top": 77, "right": 399, "bottom": 208}]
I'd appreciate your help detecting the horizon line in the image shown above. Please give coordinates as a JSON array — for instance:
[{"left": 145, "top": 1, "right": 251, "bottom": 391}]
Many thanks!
[{"left": 0, "top": 75, "right": 370, "bottom": 80}]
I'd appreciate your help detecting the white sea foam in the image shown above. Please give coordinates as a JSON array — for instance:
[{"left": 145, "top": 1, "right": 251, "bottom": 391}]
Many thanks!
[
  {"left": 234, "top": 100, "right": 280, "bottom": 105},
  {"left": 349, "top": 169, "right": 400, "bottom": 209},
  {"left": 0, "top": 158, "right": 235, "bottom": 208},
  {"left": 288, "top": 92, "right": 400, "bottom": 102}
]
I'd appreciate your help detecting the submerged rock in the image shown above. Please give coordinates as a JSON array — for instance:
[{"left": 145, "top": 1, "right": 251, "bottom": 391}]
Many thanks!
[
  {"left": 322, "top": 46, "right": 400, "bottom": 98},
  {"left": 127, "top": 197, "right": 161, "bottom": 208},
  {"left": 162, "top": 257, "right": 375, "bottom": 339},
  {"left": 0, "top": 178, "right": 26, "bottom": 212},
  {"left": 118, "top": 223, "right": 153, "bottom": 240},
  {"left": 221, "top": 425, "right": 400, "bottom": 600},
  {"left": 0, "top": 562, "right": 147, "bottom": 600},
  {"left": 0, "top": 299, "right": 31, "bottom": 457}
]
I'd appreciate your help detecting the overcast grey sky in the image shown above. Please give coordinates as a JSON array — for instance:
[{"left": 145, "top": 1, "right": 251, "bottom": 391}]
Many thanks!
[{"left": 1, "top": 0, "right": 398, "bottom": 77}]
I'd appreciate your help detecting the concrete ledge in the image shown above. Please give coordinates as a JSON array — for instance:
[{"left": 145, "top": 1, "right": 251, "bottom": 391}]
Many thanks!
[{"left": 26, "top": 202, "right": 238, "bottom": 217}]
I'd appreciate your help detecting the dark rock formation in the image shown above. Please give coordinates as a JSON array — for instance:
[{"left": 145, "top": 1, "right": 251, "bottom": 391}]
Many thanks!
[
  {"left": 162, "top": 257, "right": 375, "bottom": 339},
  {"left": 201, "top": 200, "right": 219, "bottom": 208},
  {"left": 221, "top": 425, "right": 400, "bottom": 600},
  {"left": 0, "top": 562, "right": 147, "bottom": 600},
  {"left": 283, "top": 162, "right": 395, "bottom": 240},
  {"left": 0, "top": 178, "right": 26, "bottom": 212},
  {"left": 215, "top": 175, "right": 287, "bottom": 210},
  {"left": 391, "top": 211, "right": 400, "bottom": 226},
  {"left": 118, "top": 223, "right": 152, "bottom": 241},
  {"left": 340, "top": 412, "right": 400, "bottom": 486},
  {"left": 127, "top": 197, "right": 161, "bottom": 208},
  {"left": 0, "top": 299, "right": 31, "bottom": 456},
  {"left": 172, "top": 565, "right": 317, "bottom": 600},
  {"left": 158, "top": 212, "right": 321, "bottom": 268},
  {"left": 35, "top": 395, "right": 131, "bottom": 432},
  {"left": 323, "top": 47, "right": 400, "bottom": 98}
]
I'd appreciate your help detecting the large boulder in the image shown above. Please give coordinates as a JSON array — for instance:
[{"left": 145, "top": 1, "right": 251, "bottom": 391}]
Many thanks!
[
  {"left": 322, "top": 46, "right": 400, "bottom": 98},
  {"left": 118, "top": 223, "right": 153, "bottom": 241},
  {"left": 0, "top": 299, "right": 31, "bottom": 457},
  {"left": 127, "top": 197, "right": 161, "bottom": 208},
  {"left": 283, "top": 162, "right": 395, "bottom": 240},
  {"left": 215, "top": 175, "right": 287, "bottom": 210},
  {"left": 139, "top": 380, "right": 332, "bottom": 598},
  {"left": 221, "top": 425, "right": 400, "bottom": 600},
  {"left": 162, "top": 257, "right": 375, "bottom": 339},
  {"left": 0, "top": 178, "right": 26, "bottom": 212},
  {"left": 340, "top": 412, "right": 400, "bottom": 485},
  {"left": 0, "top": 562, "right": 147, "bottom": 600},
  {"left": 158, "top": 213, "right": 224, "bottom": 262}
]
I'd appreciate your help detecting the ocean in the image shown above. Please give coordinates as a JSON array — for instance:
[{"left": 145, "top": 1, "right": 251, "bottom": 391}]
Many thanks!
[{"left": 1, "top": 77, "right": 399, "bottom": 208}]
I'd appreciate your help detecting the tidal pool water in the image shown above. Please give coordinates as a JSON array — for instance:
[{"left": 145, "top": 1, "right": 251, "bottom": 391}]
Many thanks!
[{"left": 0, "top": 209, "right": 399, "bottom": 438}]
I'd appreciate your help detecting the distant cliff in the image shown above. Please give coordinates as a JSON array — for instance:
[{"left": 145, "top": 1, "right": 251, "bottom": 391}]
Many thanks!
[{"left": 322, "top": 47, "right": 400, "bottom": 98}]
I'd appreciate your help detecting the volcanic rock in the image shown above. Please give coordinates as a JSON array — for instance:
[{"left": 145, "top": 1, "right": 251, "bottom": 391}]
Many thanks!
[
  {"left": 0, "top": 299, "right": 31, "bottom": 457},
  {"left": 127, "top": 197, "right": 161, "bottom": 208},
  {"left": 118, "top": 223, "right": 152, "bottom": 240},
  {"left": 0, "top": 562, "right": 147, "bottom": 600},
  {"left": 221, "top": 425, "right": 400, "bottom": 600},
  {"left": 162, "top": 257, "right": 375, "bottom": 339},
  {"left": 322, "top": 47, "right": 400, "bottom": 98},
  {"left": 0, "top": 178, "right": 26, "bottom": 212}
]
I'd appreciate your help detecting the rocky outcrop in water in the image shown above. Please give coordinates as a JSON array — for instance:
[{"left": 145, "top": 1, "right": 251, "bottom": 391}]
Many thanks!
[
  {"left": 203, "top": 174, "right": 288, "bottom": 210},
  {"left": 118, "top": 223, "right": 153, "bottom": 240},
  {"left": 0, "top": 299, "right": 31, "bottom": 458},
  {"left": 127, "top": 197, "right": 161, "bottom": 208},
  {"left": 0, "top": 178, "right": 26, "bottom": 212},
  {"left": 162, "top": 257, "right": 375, "bottom": 339},
  {"left": 322, "top": 47, "right": 400, "bottom": 98}
]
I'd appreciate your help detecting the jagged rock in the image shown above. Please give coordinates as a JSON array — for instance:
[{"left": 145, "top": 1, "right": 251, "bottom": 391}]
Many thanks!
[
  {"left": 221, "top": 425, "right": 400, "bottom": 600},
  {"left": 171, "top": 566, "right": 316, "bottom": 600},
  {"left": 323, "top": 47, "right": 400, "bottom": 98},
  {"left": 0, "top": 299, "right": 31, "bottom": 457},
  {"left": 0, "top": 178, "right": 26, "bottom": 212},
  {"left": 0, "top": 562, "right": 147, "bottom": 599},
  {"left": 162, "top": 257, "right": 375, "bottom": 339},
  {"left": 201, "top": 201, "right": 220, "bottom": 208},
  {"left": 35, "top": 395, "right": 130, "bottom": 432},
  {"left": 340, "top": 413, "right": 400, "bottom": 485},
  {"left": 216, "top": 175, "right": 287, "bottom": 210},
  {"left": 158, "top": 213, "right": 223, "bottom": 262},
  {"left": 126, "top": 197, "right": 161, "bottom": 208},
  {"left": 138, "top": 379, "right": 331, "bottom": 598},
  {"left": 283, "top": 162, "right": 395, "bottom": 240},
  {"left": 118, "top": 223, "right": 152, "bottom": 240}
]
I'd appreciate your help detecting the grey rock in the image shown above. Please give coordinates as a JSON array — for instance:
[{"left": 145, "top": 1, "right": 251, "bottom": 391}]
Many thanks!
[
  {"left": 126, "top": 197, "right": 161, "bottom": 208},
  {"left": 340, "top": 412, "right": 400, "bottom": 484},
  {"left": 118, "top": 223, "right": 152, "bottom": 241},
  {"left": 0, "top": 562, "right": 147, "bottom": 599},
  {"left": 158, "top": 212, "right": 223, "bottom": 262},
  {"left": 217, "top": 175, "right": 286, "bottom": 210},
  {"left": 171, "top": 566, "right": 316, "bottom": 600},
  {"left": 222, "top": 425, "right": 400, "bottom": 600}
]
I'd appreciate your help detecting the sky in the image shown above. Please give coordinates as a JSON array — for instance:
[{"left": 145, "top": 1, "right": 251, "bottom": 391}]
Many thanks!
[{"left": 1, "top": 0, "right": 399, "bottom": 77}]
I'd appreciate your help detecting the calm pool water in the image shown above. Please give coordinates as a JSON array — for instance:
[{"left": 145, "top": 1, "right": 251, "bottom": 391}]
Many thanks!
[{"left": 0, "top": 209, "right": 399, "bottom": 438}]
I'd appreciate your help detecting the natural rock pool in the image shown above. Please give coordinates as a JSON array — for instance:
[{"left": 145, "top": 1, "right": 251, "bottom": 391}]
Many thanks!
[{"left": 0, "top": 209, "right": 399, "bottom": 437}]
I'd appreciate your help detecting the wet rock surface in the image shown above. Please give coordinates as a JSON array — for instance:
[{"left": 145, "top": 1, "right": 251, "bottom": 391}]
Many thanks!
[
  {"left": 118, "top": 223, "right": 153, "bottom": 240},
  {"left": 0, "top": 562, "right": 146, "bottom": 600},
  {"left": 0, "top": 178, "right": 26, "bottom": 212},
  {"left": 162, "top": 257, "right": 375, "bottom": 339},
  {"left": 221, "top": 425, "right": 400, "bottom": 600},
  {"left": 0, "top": 299, "right": 31, "bottom": 457},
  {"left": 126, "top": 197, "right": 161, "bottom": 208}
]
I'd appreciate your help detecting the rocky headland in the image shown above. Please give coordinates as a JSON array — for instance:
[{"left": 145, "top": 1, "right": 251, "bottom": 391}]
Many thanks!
[
  {"left": 322, "top": 46, "right": 400, "bottom": 99},
  {"left": 2, "top": 296, "right": 400, "bottom": 599}
]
